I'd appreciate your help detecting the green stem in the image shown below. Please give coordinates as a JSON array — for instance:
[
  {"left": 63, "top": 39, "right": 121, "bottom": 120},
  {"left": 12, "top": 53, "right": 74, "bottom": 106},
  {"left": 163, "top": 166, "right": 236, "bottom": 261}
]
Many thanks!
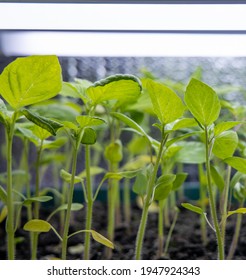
[
  {"left": 157, "top": 200, "right": 165, "bottom": 258},
  {"left": 198, "top": 163, "right": 208, "bottom": 246},
  {"left": 221, "top": 165, "right": 231, "bottom": 244},
  {"left": 6, "top": 113, "right": 17, "bottom": 260},
  {"left": 123, "top": 178, "right": 131, "bottom": 226},
  {"left": 32, "top": 140, "right": 43, "bottom": 260},
  {"left": 135, "top": 130, "right": 167, "bottom": 260},
  {"left": 84, "top": 145, "right": 93, "bottom": 260},
  {"left": 205, "top": 127, "right": 224, "bottom": 260},
  {"left": 227, "top": 199, "right": 245, "bottom": 260},
  {"left": 61, "top": 143, "right": 79, "bottom": 260}
]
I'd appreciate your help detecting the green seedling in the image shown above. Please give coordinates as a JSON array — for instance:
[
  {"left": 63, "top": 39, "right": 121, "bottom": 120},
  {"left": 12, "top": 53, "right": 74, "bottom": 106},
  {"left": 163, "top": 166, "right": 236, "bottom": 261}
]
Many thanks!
[{"left": 0, "top": 55, "right": 62, "bottom": 259}]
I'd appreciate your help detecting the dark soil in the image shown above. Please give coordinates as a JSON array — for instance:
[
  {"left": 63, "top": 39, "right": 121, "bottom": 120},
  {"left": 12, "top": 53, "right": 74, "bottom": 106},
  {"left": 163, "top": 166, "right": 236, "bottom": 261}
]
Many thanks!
[{"left": 1, "top": 201, "right": 246, "bottom": 260}]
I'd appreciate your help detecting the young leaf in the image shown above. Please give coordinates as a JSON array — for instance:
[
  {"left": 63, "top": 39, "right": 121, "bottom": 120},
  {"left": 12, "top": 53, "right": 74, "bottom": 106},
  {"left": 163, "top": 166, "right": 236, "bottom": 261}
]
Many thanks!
[
  {"left": 86, "top": 74, "right": 142, "bottom": 107},
  {"left": 185, "top": 78, "right": 221, "bottom": 126},
  {"left": 60, "top": 169, "right": 82, "bottom": 184},
  {"left": 76, "top": 115, "right": 105, "bottom": 128},
  {"left": 21, "top": 108, "right": 63, "bottom": 136},
  {"left": 172, "top": 118, "right": 198, "bottom": 131},
  {"left": 133, "top": 172, "right": 148, "bottom": 196},
  {"left": 0, "top": 98, "right": 10, "bottom": 125},
  {"left": 81, "top": 127, "right": 97, "bottom": 145},
  {"left": 166, "top": 131, "right": 201, "bottom": 148},
  {"left": 210, "top": 165, "right": 224, "bottom": 192},
  {"left": 104, "top": 140, "right": 123, "bottom": 164},
  {"left": 47, "top": 203, "right": 83, "bottom": 221},
  {"left": 0, "top": 55, "right": 62, "bottom": 110},
  {"left": 42, "top": 137, "right": 67, "bottom": 150},
  {"left": 104, "top": 170, "right": 140, "bottom": 181},
  {"left": 214, "top": 121, "right": 243, "bottom": 136},
  {"left": 156, "top": 174, "right": 176, "bottom": 186},
  {"left": 181, "top": 203, "right": 204, "bottom": 215},
  {"left": 145, "top": 79, "right": 185, "bottom": 125},
  {"left": 172, "top": 173, "right": 188, "bottom": 191},
  {"left": 224, "top": 157, "right": 246, "bottom": 174},
  {"left": 175, "top": 141, "right": 206, "bottom": 164},
  {"left": 85, "top": 230, "right": 114, "bottom": 249},
  {"left": 23, "top": 196, "right": 53, "bottom": 206},
  {"left": 0, "top": 206, "right": 7, "bottom": 223},
  {"left": 0, "top": 185, "right": 7, "bottom": 204},
  {"left": 212, "top": 131, "right": 238, "bottom": 159},
  {"left": 23, "top": 219, "right": 51, "bottom": 232},
  {"left": 154, "top": 183, "right": 172, "bottom": 201},
  {"left": 111, "top": 112, "right": 151, "bottom": 144},
  {"left": 227, "top": 208, "right": 246, "bottom": 218}
]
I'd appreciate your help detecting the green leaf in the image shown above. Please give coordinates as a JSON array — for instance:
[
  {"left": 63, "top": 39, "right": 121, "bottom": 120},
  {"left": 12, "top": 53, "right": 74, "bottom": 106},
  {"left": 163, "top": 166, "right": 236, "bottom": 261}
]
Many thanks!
[
  {"left": 212, "top": 131, "right": 238, "bottom": 159},
  {"left": 87, "top": 74, "right": 142, "bottom": 107},
  {"left": 60, "top": 82, "right": 80, "bottom": 98},
  {"left": 132, "top": 171, "right": 148, "bottom": 196},
  {"left": 0, "top": 55, "right": 62, "bottom": 110},
  {"left": 172, "top": 173, "right": 188, "bottom": 191},
  {"left": 24, "top": 219, "right": 51, "bottom": 232},
  {"left": 154, "top": 183, "right": 173, "bottom": 201},
  {"left": 175, "top": 142, "right": 206, "bottom": 164},
  {"left": 21, "top": 108, "right": 63, "bottom": 136},
  {"left": 166, "top": 131, "right": 201, "bottom": 148},
  {"left": 78, "top": 166, "right": 106, "bottom": 178},
  {"left": 81, "top": 127, "right": 97, "bottom": 145},
  {"left": 181, "top": 203, "right": 204, "bottom": 215},
  {"left": 111, "top": 112, "right": 151, "bottom": 144},
  {"left": 23, "top": 196, "right": 53, "bottom": 206},
  {"left": 16, "top": 126, "right": 39, "bottom": 146},
  {"left": 121, "top": 155, "right": 152, "bottom": 171},
  {"left": 0, "top": 206, "right": 7, "bottom": 223},
  {"left": 43, "top": 137, "right": 67, "bottom": 150},
  {"left": 210, "top": 165, "right": 224, "bottom": 192},
  {"left": 0, "top": 98, "right": 10, "bottom": 124},
  {"left": 104, "top": 140, "right": 123, "bottom": 164},
  {"left": 84, "top": 230, "right": 114, "bottom": 249},
  {"left": 76, "top": 115, "right": 105, "bottom": 128},
  {"left": 233, "top": 182, "right": 246, "bottom": 201},
  {"left": 227, "top": 208, "right": 246, "bottom": 218},
  {"left": 145, "top": 79, "right": 185, "bottom": 125},
  {"left": 185, "top": 78, "right": 221, "bottom": 126},
  {"left": 47, "top": 203, "right": 83, "bottom": 221},
  {"left": 104, "top": 170, "right": 140, "bottom": 181},
  {"left": 214, "top": 121, "right": 243, "bottom": 136},
  {"left": 0, "top": 186, "right": 7, "bottom": 204},
  {"left": 60, "top": 169, "right": 82, "bottom": 184},
  {"left": 171, "top": 118, "right": 198, "bottom": 131},
  {"left": 224, "top": 157, "right": 246, "bottom": 174}
]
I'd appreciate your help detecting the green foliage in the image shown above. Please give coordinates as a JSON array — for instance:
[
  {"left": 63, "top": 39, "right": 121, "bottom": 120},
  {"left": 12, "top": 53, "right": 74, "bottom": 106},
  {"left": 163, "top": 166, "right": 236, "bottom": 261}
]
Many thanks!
[
  {"left": 224, "top": 157, "right": 246, "bottom": 174},
  {"left": 104, "top": 140, "right": 123, "bottom": 164},
  {"left": 24, "top": 219, "right": 51, "bottom": 233},
  {"left": 181, "top": 203, "right": 204, "bottom": 215},
  {"left": 0, "top": 55, "right": 62, "bottom": 110},
  {"left": 185, "top": 78, "right": 221, "bottom": 126}
]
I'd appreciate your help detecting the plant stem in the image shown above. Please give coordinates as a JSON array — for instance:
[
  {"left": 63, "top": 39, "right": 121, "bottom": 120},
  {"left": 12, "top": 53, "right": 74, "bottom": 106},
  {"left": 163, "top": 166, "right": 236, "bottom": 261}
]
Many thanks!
[
  {"left": 198, "top": 163, "right": 208, "bottom": 246},
  {"left": 135, "top": 131, "right": 167, "bottom": 260},
  {"left": 61, "top": 144, "right": 78, "bottom": 260},
  {"left": 6, "top": 115, "right": 16, "bottom": 260},
  {"left": 205, "top": 127, "right": 224, "bottom": 260},
  {"left": 32, "top": 140, "right": 43, "bottom": 260},
  {"left": 123, "top": 178, "right": 131, "bottom": 226},
  {"left": 227, "top": 199, "right": 244, "bottom": 260},
  {"left": 157, "top": 199, "right": 165, "bottom": 258},
  {"left": 84, "top": 145, "right": 93, "bottom": 260}
]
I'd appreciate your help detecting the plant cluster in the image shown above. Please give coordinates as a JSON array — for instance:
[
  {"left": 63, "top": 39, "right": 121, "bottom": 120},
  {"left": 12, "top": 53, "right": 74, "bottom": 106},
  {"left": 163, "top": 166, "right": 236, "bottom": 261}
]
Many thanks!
[{"left": 0, "top": 55, "right": 246, "bottom": 260}]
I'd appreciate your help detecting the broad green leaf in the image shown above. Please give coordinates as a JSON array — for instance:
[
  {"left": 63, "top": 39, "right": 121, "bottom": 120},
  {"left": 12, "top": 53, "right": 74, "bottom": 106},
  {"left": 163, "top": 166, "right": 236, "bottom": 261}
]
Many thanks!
[
  {"left": 172, "top": 118, "right": 198, "bottom": 131},
  {"left": 104, "top": 140, "right": 123, "bottom": 164},
  {"left": 145, "top": 79, "right": 185, "bottom": 124},
  {"left": 84, "top": 230, "right": 114, "bottom": 249},
  {"left": 185, "top": 78, "right": 221, "bottom": 126},
  {"left": 23, "top": 196, "right": 53, "bottom": 206},
  {"left": 60, "top": 81, "right": 80, "bottom": 98},
  {"left": 132, "top": 172, "right": 148, "bottom": 196},
  {"left": 111, "top": 112, "right": 151, "bottom": 144},
  {"left": 0, "top": 206, "right": 7, "bottom": 223},
  {"left": 81, "top": 127, "right": 97, "bottom": 145},
  {"left": 154, "top": 182, "right": 172, "bottom": 201},
  {"left": 0, "top": 185, "right": 7, "bottom": 204},
  {"left": 60, "top": 169, "right": 82, "bottom": 184},
  {"left": 181, "top": 203, "right": 203, "bottom": 215},
  {"left": 227, "top": 208, "right": 246, "bottom": 218},
  {"left": 172, "top": 173, "right": 188, "bottom": 191},
  {"left": 24, "top": 219, "right": 51, "bottom": 232},
  {"left": 214, "top": 121, "right": 243, "bottom": 136},
  {"left": 166, "top": 131, "right": 201, "bottom": 148},
  {"left": 62, "top": 121, "right": 78, "bottom": 131},
  {"left": 175, "top": 142, "right": 206, "bottom": 164},
  {"left": 22, "top": 108, "right": 63, "bottom": 136},
  {"left": 224, "top": 157, "right": 246, "bottom": 173},
  {"left": 104, "top": 169, "right": 140, "bottom": 181},
  {"left": 76, "top": 115, "right": 105, "bottom": 128},
  {"left": 43, "top": 137, "right": 67, "bottom": 150},
  {"left": 47, "top": 203, "right": 83, "bottom": 221},
  {"left": 210, "top": 165, "right": 224, "bottom": 192},
  {"left": 0, "top": 55, "right": 62, "bottom": 110},
  {"left": 86, "top": 74, "right": 142, "bottom": 107},
  {"left": 156, "top": 174, "right": 176, "bottom": 186},
  {"left": 78, "top": 166, "right": 106, "bottom": 178},
  {"left": 212, "top": 131, "right": 238, "bottom": 159}
]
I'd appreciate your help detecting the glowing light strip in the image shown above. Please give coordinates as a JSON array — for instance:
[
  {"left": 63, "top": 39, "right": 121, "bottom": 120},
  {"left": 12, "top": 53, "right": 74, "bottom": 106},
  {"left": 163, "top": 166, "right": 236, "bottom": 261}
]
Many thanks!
[{"left": 0, "top": 3, "right": 246, "bottom": 31}]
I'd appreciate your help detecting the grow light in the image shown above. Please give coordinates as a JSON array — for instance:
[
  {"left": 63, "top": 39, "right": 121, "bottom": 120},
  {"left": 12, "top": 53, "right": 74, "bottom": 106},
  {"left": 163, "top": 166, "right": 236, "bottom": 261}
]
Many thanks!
[{"left": 1, "top": 3, "right": 246, "bottom": 56}]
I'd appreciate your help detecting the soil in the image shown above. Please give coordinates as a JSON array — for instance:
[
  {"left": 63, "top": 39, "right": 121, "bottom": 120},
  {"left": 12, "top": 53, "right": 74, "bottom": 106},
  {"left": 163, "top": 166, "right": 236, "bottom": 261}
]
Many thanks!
[{"left": 1, "top": 201, "right": 246, "bottom": 260}]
